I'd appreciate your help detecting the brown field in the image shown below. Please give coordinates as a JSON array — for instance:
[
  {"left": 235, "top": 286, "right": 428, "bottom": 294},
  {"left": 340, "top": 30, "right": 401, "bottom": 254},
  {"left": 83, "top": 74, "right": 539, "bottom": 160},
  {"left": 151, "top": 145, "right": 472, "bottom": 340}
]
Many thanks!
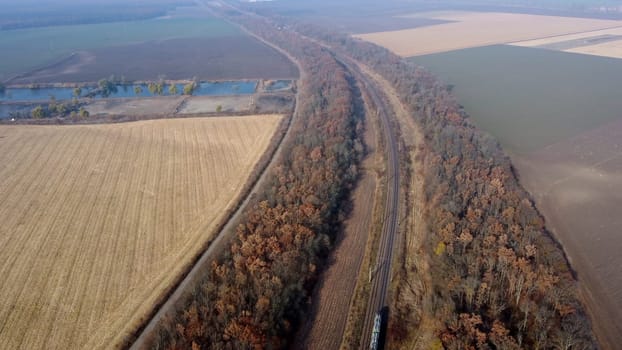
[
  {"left": 511, "top": 118, "right": 622, "bottom": 348},
  {"left": 0, "top": 115, "right": 283, "bottom": 349},
  {"left": 355, "top": 11, "right": 622, "bottom": 56},
  {"left": 11, "top": 36, "right": 299, "bottom": 84},
  {"left": 511, "top": 27, "right": 622, "bottom": 59}
]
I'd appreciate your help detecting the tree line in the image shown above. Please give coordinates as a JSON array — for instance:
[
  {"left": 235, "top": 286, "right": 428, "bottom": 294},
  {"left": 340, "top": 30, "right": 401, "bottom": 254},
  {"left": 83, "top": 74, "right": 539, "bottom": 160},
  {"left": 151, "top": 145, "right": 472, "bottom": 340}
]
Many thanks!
[
  {"left": 281, "top": 18, "right": 598, "bottom": 349},
  {"left": 143, "top": 9, "right": 364, "bottom": 350}
]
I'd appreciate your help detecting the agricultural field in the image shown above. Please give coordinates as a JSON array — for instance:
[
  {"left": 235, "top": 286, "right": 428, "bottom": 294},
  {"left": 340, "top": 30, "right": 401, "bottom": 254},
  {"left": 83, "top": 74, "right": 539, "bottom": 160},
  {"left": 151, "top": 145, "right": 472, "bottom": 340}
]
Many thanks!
[
  {"left": 355, "top": 11, "right": 622, "bottom": 56},
  {"left": 512, "top": 27, "right": 622, "bottom": 59},
  {"left": 412, "top": 44, "right": 622, "bottom": 347},
  {"left": 0, "top": 115, "right": 283, "bottom": 349},
  {"left": 511, "top": 119, "right": 622, "bottom": 348},
  {"left": 11, "top": 36, "right": 299, "bottom": 84},
  {"left": 0, "top": 17, "right": 241, "bottom": 81},
  {"left": 245, "top": 0, "right": 452, "bottom": 34},
  {"left": 412, "top": 45, "right": 622, "bottom": 153},
  {"left": 0, "top": 0, "right": 191, "bottom": 30}
]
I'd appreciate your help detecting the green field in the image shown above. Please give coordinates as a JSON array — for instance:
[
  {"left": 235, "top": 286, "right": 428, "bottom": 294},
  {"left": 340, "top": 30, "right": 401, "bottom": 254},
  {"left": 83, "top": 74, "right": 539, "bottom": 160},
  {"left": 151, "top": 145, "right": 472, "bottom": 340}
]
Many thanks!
[
  {"left": 0, "top": 18, "right": 241, "bottom": 80},
  {"left": 411, "top": 45, "right": 622, "bottom": 153}
]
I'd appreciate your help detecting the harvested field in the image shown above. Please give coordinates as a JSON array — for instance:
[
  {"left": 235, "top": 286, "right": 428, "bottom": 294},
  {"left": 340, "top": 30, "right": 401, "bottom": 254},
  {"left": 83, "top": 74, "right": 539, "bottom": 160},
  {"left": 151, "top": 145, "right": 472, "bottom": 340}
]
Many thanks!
[
  {"left": 511, "top": 27, "right": 622, "bottom": 59},
  {"left": 566, "top": 39, "right": 622, "bottom": 59},
  {"left": 0, "top": 115, "right": 283, "bottom": 349},
  {"left": 355, "top": 11, "right": 622, "bottom": 56},
  {"left": 512, "top": 27, "right": 622, "bottom": 47},
  {"left": 12, "top": 36, "right": 299, "bottom": 84},
  {"left": 411, "top": 44, "right": 622, "bottom": 348}
]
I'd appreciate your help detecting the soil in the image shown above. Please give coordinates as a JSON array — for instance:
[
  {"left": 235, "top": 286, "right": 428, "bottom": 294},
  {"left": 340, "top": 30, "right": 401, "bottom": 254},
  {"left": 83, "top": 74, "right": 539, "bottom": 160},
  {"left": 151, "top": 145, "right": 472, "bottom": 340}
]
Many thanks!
[
  {"left": 11, "top": 36, "right": 299, "bottom": 84},
  {"left": 511, "top": 117, "right": 622, "bottom": 349}
]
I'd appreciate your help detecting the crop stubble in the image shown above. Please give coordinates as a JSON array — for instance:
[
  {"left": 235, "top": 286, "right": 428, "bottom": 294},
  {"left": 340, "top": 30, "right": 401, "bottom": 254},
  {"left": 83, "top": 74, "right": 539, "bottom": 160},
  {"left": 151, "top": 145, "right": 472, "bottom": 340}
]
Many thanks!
[
  {"left": 355, "top": 12, "right": 622, "bottom": 57},
  {"left": 511, "top": 27, "right": 622, "bottom": 59},
  {"left": 0, "top": 115, "right": 282, "bottom": 349}
]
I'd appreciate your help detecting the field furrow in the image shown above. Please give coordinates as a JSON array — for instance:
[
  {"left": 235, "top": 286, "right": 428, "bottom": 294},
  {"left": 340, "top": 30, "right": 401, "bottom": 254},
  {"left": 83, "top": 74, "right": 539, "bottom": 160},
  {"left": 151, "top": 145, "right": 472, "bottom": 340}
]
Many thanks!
[
  {"left": 20, "top": 129, "right": 106, "bottom": 349},
  {"left": 0, "top": 115, "right": 283, "bottom": 349}
]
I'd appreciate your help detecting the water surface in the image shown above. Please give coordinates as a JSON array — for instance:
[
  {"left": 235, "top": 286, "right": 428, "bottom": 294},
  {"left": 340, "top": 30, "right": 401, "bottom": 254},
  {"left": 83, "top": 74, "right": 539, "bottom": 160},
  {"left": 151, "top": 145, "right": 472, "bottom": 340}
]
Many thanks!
[{"left": 0, "top": 81, "right": 258, "bottom": 102}]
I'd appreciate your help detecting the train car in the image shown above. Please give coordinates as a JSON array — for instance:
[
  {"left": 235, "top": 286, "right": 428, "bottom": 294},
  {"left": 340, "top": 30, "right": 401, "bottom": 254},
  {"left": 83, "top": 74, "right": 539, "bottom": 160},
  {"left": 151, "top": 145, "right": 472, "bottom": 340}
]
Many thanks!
[{"left": 369, "top": 313, "right": 382, "bottom": 350}]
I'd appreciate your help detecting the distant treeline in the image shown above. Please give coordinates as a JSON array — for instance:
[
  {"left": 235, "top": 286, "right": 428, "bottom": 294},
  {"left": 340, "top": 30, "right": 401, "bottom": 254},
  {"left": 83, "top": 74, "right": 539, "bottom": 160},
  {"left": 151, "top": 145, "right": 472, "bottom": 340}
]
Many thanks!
[
  {"left": 0, "top": 1, "right": 192, "bottom": 30},
  {"left": 144, "top": 8, "right": 364, "bottom": 350},
  {"left": 283, "top": 18, "right": 597, "bottom": 349}
]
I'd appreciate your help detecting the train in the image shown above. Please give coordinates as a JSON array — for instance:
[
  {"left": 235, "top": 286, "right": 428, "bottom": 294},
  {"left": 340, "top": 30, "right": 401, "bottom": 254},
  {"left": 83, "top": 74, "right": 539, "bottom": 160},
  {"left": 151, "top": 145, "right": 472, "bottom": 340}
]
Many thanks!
[
  {"left": 369, "top": 307, "right": 389, "bottom": 350},
  {"left": 369, "top": 312, "right": 382, "bottom": 350}
]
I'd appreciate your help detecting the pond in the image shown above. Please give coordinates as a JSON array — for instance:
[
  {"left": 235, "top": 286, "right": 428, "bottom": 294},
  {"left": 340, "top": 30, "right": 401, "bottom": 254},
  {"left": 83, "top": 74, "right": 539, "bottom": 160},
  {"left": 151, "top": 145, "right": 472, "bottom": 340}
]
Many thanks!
[{"left": 0, "top": 81, "right": 258, "bottom": 102}]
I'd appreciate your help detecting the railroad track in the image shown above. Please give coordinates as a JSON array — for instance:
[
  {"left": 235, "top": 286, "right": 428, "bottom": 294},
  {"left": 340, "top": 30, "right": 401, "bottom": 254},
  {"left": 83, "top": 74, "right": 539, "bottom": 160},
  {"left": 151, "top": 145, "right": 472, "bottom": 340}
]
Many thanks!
[{"left": 332, "top": 56, "right": 401, "bottom": 350}]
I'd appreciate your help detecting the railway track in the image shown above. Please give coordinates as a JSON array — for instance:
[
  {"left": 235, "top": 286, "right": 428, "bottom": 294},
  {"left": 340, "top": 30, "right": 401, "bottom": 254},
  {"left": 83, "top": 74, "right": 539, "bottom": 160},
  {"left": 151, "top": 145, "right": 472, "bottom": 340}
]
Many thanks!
[{"left": 332, "top": 56, "right": 401, "bottom": 350}]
